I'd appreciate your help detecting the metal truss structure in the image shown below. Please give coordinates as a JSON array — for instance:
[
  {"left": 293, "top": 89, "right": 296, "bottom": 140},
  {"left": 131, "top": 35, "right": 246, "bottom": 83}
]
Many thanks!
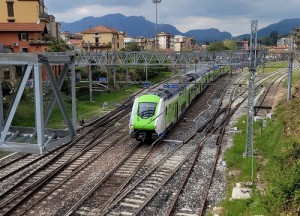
[
  {"left": 0, "top": 48, "right": 294, "bottom": 154},
  {"left": 287, "top": 34, "right": 294, "bottom": 100},
  {"left": 245, "top": 20, "right": 258, "bottom": 159},
  {"left": 73, "top": 50, "right": 253, "bottom": 66},
  {"left": 0, "top": 53, "right": 77, "bottom": 154}
]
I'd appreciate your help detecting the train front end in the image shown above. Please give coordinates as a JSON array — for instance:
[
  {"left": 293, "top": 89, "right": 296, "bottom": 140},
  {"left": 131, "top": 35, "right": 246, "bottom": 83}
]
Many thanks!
[{"left": 129, "top": 94, "right": 164, "bottom": 141}]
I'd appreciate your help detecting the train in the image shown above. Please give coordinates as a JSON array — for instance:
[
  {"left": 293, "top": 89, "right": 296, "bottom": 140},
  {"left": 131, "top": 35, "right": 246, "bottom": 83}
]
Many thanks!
[{"left": 129, "top": 66, "right": 227, "bottom": 141}]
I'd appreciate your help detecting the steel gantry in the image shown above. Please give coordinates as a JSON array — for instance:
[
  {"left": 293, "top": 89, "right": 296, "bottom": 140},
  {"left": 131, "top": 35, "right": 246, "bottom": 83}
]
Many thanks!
[
  {"left": 0, "top": 49, "right": 292, "bottom": 154},
  {"left": 74, "top": 50, "right": 252, "bottom": 66},
  {"left": 0, "top": 53, "right": 77, "bottom": 154}
]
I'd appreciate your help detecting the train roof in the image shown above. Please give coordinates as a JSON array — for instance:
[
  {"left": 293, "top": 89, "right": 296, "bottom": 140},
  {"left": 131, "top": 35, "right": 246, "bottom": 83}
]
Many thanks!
[{"left": 146, "top": 69, "right": 209, "bottom": 100}]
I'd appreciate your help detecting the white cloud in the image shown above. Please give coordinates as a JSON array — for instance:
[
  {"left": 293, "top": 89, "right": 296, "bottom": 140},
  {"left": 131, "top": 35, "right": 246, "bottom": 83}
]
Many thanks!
[{"left": 46, "top": 0, "right": 300, "bottom": 35}]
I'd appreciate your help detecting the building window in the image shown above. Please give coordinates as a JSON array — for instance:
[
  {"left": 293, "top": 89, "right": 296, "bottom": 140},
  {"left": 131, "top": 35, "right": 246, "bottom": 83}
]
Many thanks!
[
  {"left": 19, "top": 33, "right": 28, "bottom": 41},
  {"left": 21, "top": 47, "right": 28, "bottom": 53},
  {"left": 15, "top": 66, "right": 23, "bottom": 78},
  {"left": 117, "top": 42, "right": 120, "bottom": 49},
  {"left": 4, "top": 71, "right": 10, "bottom": 80},
  {"left": 7, "top": 2, "right": 14, "bottom": 17}
]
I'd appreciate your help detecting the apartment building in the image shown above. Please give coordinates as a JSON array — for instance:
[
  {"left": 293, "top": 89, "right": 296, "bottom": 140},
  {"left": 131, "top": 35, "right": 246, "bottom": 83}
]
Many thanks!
[
  {"left": 0, "top": 0, "right": 60, "bottom": 82},
  {"left": 157, "top": 32, "right": 174, "bottom": 50},
  {"left": 0, "top": 0, "right": 60, "bottom": 53},
  {"left": 124, "top": 37, "right": 154, "bottom": 51},
  {"left": 81, "top": 26, "right": 125, "bottom": 52},
  {"left": 174, "top": 35, "right": 195, "bottom": 51}
]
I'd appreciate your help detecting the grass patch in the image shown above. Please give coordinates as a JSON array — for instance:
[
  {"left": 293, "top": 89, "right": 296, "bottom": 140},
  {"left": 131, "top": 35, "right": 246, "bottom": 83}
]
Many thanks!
[
  {"left": 259, "top": 61, "right": 288, "bottom": 74},
  {"left": 1, "top": 71, "right": 174, "bottom": 157},
  {"left": 217, "top": 81, "right": 300, "bottom": 215},
  {"left": 11, "top": 71, "right": 174, "bottom": 129}
]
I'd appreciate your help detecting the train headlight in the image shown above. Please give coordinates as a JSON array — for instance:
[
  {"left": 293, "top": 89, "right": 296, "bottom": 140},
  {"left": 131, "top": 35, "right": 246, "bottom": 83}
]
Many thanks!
[{"left": 130, "top": 124, "right": 134, "bottom": 130}]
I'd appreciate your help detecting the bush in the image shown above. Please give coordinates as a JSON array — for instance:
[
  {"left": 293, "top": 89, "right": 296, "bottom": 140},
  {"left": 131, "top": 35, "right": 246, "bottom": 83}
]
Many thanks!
[
  {"left": 76, "top": 86, "right": 89, "bottom": 99},
  {"left": 61, "top": 79, "right": 71, "bottom": 95},
  {"left": 1, "top": 81, "right": 13, "bottom": 96}
]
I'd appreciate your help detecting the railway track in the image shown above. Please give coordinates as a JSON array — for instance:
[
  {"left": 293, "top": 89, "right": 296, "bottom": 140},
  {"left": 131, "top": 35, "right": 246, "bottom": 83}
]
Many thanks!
[
  {"left": 96, "top": 73, "right": 238, "bottom": 215},
  {"left": 64, "top": 141, "right": 158, "bottom": 216},
  {"left": 100, "top": 137, "right": 198, "bottom": 215},
  {"left": 103, "top": 69, "right": 287, "bottom": 215},
  {"left": 0, "top": 68, "right": 288, "bottom": 216},
  {"left": 0, "top": 115, "right": 131, "bottom": 215},
  {"left": 0, "top": 73, "right": 181, "bottom": 216}
]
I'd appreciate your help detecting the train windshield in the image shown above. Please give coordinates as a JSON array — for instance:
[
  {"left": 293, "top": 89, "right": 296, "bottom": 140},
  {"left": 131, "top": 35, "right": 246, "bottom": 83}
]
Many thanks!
[{"left": 138, "top": 102, "right": 156, "bottom": 119}]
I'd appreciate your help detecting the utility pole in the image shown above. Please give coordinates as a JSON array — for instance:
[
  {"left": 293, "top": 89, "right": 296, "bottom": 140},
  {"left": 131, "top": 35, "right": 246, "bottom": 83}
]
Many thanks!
[
  {"left": 245, "top": 20, "right": 258, "bottom": 183},
  {"left": 88, "top": 41, "right": 93, "bottom": 102},
  {"left": 0, "top": 81, "right": 3, "bottom": 132},
  {"left": 287, "top": 33, "right": 294, "bottom": 101},
  {"left": 153, "top": 0, "right": 161, "bottom": 50}
]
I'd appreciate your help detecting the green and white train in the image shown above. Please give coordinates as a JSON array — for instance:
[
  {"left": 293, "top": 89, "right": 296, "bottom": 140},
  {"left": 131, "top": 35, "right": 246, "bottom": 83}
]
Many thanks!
[{"left": 129, "top": 66, "right": 226, "bottom": 141}]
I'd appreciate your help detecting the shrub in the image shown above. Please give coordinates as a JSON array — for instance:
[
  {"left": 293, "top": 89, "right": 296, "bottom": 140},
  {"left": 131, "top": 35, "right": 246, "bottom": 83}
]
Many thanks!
[{"left": 1, "top": 81, "right": 13, "bottom": 96}]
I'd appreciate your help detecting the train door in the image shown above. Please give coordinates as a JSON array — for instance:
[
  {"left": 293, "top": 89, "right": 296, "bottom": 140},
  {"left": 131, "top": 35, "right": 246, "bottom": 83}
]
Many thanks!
[{"left": 175, "top": 102, "right": 178, "bottom": 121}]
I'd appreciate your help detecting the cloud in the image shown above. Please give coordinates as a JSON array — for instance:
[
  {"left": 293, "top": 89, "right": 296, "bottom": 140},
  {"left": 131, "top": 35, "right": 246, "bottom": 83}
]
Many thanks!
[
  {"left": 45, "top": 0, "right": 300, "bottom": 35},
  {"left": 45, "top": 0, "right": 144, "bottom": 13}
]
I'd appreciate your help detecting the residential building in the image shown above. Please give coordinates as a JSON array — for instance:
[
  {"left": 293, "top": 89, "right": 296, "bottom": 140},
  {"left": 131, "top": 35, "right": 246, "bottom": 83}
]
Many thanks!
[
  {"left": 0, "top": 0, "right": 62, "bottom": 54},
  {"left": 174, "top": 35, "right": 195, "bottom": 51},
  {"left": 0, "top": 0, "right": 50, "bottom": 23},
  {"left": 81, "top": 26, "right": 125, "bottom": 52},
  {"left": 277, "top": 37, "right": 291, "bottom": 47},
  {"left": 0, "top": 23, "right": 50, "bottom": 53},
  {"left": 124, "top": 37, "right": 154, "bottom": 51},
  {"left": 124, "top": 37, "right": 136, "bottom": 47},
  {"left": 236, "top": 41, "right": 249, "bottom": 50},
  {"left": 0, "top": 0, "right": 61, "bottom": 82},
  {"left": 157, "top": 32, "right": 175, "bottom": 50}
]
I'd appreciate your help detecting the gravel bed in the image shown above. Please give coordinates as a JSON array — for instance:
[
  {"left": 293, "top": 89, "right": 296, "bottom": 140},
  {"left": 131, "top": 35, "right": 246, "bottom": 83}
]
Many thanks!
[
  {"left": 137, "top": 75, "right": 235, "bottom": 214},
  {"left": 14, "top": 74, "right": 244, "bottom": 215},
  {"left": 0, "top": 152, "right": 21, "bottom": 165},
  {"left": 26, "top": 135, "right": 137, "bottom": 216},
  {"left": 0, "top": 154, "right": 58, "bottom": 193}
]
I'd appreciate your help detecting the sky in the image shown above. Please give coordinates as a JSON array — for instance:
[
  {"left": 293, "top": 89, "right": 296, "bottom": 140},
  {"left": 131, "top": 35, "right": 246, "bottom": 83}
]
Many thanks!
[{"left": 45, "top": 0, "right": 300, "bottom": 36}]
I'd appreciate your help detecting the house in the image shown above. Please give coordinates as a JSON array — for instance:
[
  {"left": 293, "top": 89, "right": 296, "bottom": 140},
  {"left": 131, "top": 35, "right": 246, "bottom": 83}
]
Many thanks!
[
  {"left": 81, "top": 26, "right": 125, "bottom": 52},
  {"left": 157, "top": 32, "right": 174, "bottom": 50},
  {"left": 174, "top": 35, "right": 195, "bottom": 51},
  {"left": 0, "top": 0, "right": 60, "bottom": 53},
  {"left": 124, "top": 36, "right": 154, "bottom": 51},
  {"left": 0, "top": 22, "right": 50, "bottom": 53},
  {"left": 0, "top": 0, "right": 60, "bottom": 82}
]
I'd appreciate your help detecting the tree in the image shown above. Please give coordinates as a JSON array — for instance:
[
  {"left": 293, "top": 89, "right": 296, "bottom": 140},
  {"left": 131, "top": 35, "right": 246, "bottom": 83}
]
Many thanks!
[
  {"left": 259, "top": 31, "right": 278, "bottom": 46},
  {"left": 207, "top": 41, "right": 229, "bottom": 51},
  {"left": 124, "top": 42, "right": 141, "bottom": 52},
  {"left": 223, "top": 40, "right": 237, "bottom": 50},
  {"left": 1, "top": 80, "right": 13, "bottom": 96},
  {"left": 270, "top": 31, "right": 278, "bottom": 46},
  {"left": 48, "top": 39, "right": 69, "bottom": 52}
]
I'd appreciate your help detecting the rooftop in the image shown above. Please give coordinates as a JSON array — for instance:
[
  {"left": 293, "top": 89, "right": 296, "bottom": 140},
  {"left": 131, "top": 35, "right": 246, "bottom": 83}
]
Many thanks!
[
  {"left": 81, "top": 25, "right": 122, "bottom": 34},
  {"left": 0, "top": 23, "right": 46, "bottom": 32}
]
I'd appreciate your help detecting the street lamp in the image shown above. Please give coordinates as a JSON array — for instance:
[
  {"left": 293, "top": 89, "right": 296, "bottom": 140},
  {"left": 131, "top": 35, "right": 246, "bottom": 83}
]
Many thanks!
[{"left": 153, "top": 0, "right": 161, "bottom": 50}]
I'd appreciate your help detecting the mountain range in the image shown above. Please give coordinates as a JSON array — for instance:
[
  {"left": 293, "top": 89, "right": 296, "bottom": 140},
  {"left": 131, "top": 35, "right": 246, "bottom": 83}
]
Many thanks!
[{"left": 61, "top": 13, "right": 300, "bottom": 43}]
